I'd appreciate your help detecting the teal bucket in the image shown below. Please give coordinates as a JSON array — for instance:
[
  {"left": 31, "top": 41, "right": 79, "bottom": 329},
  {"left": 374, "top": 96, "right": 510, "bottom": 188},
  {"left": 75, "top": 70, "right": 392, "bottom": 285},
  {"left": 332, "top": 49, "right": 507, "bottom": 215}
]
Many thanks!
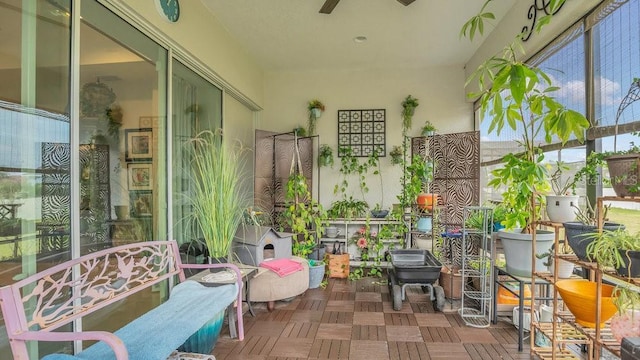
[{"left": 308, "top": 261, "right": 325, "bottom": 289}]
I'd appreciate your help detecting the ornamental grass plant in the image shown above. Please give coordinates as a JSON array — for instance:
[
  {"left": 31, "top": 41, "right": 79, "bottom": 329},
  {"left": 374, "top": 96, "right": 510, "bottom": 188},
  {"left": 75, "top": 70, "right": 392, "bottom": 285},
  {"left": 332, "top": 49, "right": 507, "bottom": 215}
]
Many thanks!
[{"left": 184, "top": 129, "right": 251, "bottom": 259}]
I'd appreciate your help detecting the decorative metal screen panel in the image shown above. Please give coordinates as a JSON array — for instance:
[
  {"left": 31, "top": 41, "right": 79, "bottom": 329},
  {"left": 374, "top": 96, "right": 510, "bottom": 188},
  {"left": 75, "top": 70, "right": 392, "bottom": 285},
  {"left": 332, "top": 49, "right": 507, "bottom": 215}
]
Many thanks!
[
  {"left": 254, "top": 130, "right": 313, "bottom": 225},
  {"left": 412, "top": 131, "right": 480, "bottom": 229},
  {"left": 337, "top": 109, "right": 385, "bottom": 157}
]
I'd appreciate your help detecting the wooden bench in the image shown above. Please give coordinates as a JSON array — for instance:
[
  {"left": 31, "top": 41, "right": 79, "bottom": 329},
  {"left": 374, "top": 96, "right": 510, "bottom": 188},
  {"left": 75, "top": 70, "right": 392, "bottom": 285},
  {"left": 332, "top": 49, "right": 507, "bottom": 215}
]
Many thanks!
[{"left": 0, "top": 240, "right": 244, "bottom": 360}]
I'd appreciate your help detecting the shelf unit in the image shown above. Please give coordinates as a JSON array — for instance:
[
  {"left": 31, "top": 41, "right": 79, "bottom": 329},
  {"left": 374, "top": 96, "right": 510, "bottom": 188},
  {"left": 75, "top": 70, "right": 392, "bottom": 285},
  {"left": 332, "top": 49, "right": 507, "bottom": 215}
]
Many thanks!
[
  {"left": 530, "top": 196, "right": 640, "bottom": 360},
  {"left": 459, "top": 206, "right": 493, "bottom": 328},
  {"left": 320, "top": 218, "right": 404, "bottom": 266},
  {"left": 530, "top": 221, "right": 592, "bottom": 360}
]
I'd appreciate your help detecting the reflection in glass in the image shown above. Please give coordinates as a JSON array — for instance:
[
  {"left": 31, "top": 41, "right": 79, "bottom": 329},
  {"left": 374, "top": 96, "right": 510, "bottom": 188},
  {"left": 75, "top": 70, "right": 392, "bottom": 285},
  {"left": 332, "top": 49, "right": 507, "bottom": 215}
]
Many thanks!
[
  {"left": 0, "top": 0, "right": 72, "bottom": 357},
  {"left": 171, "top": 59, "right": 222, "bottom": 257}
]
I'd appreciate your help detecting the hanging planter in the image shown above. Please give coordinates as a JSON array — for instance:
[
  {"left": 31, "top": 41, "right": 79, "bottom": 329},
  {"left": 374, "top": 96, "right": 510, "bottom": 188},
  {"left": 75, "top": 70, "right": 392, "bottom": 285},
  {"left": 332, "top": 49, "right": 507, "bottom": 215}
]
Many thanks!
[
  {"left": 421, "top": 121, "right": 436, "bottom": 136},
  {"left": 401, "top": 95, "right": 419, "bottom": 132},
  {"left": 606, "top": 153, "right": 640, "bottom": 197},
  {"left": 307, "top": 99, "right": 325, "bottom": 136},
  {"left": 318, "top": 144, "right": 333, "bottom": 167},
  {"left": 389, "top": 145, "right": 403, "bottom": 165}
]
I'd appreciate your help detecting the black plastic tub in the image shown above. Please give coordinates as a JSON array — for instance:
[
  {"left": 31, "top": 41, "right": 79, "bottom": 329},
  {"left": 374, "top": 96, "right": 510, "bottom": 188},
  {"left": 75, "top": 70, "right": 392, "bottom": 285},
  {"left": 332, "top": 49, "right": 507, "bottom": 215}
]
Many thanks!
[{"left": 390, "top": 249, "right": 442, "bottom": 283}]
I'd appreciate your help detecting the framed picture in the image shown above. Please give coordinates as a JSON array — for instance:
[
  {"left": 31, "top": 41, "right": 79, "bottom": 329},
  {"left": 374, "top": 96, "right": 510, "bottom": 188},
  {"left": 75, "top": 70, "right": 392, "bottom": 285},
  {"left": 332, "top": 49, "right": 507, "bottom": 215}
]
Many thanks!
[
  {"left": 125, "top": 128, "right": 153, "bottom": 161},
  {"left": 127, "top": 163, "right": 152, "bottom": 191},
  {"left": 130, "top": 191, "right": 153, "bottom": 218}
]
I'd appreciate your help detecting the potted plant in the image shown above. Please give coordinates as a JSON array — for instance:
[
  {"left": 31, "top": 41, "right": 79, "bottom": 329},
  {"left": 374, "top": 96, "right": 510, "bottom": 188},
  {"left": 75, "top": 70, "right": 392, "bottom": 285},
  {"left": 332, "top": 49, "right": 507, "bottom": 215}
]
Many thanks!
[
  {"left": 421, "top": 121, "right": 437, "bottom": 136},
  {"left": 348, "top": 222, "right": 385, "bottom": 280},
  {"left": 564, "top": 201, "right": 625, "bottom": 261},
  {"left": 604, "top": 78, "right": 640, "bottom": 197},
  {"left": 281, "top": 172, "right": 327, "bottom": 259},
  {"left": 389, "top": 145, "right": 403, "bottom": 165},
  {"left": 307, "top": 259, "right": 327, "bottom": 289},
  {"left": 610, "top": 285, "right": 640, "bottom": 342},
  {"left": 327, "top": 197, "right": 368, "bottom": 219},
  {"left": 183, "top": 129, "right": 250, "bottom": 261},
  {"left": 366, "top": 148, "right": 389, "bottom": 218},
  {"left": 331, "top": 147, "right": 371, "bottom": 217},
  {"left": 401, "top": 95, "right": 419, "bottom": 132},
  {"left": 463, "top": 8, "right": 590, "bottom": 277},
  {"left": 293, "top": 126, "right": 306, "bottom": 137},
  {"left": 307, "top": 99, "right": 325, "bottom": 136},
  {"left": 545, "top": 160, "right": 579, "bottom": 223},
  {"left": 535, "top": 243, "right": 575, "bottom": 279},
  {"left": 318, "top": 144, "right": 334, "bottom": 167},
  {"left": 586, "top": 228, "right": 640, "bottom": 278}
]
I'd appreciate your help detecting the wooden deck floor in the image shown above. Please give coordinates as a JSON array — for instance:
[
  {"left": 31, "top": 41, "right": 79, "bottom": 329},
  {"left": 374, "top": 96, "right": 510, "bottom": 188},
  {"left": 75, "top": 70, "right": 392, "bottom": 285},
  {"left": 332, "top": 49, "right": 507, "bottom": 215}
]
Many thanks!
[{"left": 213, "top": 277, "right": 532, "bottom": 360}]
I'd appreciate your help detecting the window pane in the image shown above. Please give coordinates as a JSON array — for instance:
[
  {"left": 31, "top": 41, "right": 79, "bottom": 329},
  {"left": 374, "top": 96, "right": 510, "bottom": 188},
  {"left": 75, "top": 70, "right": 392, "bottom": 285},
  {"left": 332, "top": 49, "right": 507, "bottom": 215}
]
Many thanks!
[
  {"left": 171, "top": 59, "right": 222, "bottom": 256},
  {"left": 0, "top": 0, "right": 72, "bottom": 357},
  {"left": 78, "top": 0, "right": 168, "bottom": 341}
]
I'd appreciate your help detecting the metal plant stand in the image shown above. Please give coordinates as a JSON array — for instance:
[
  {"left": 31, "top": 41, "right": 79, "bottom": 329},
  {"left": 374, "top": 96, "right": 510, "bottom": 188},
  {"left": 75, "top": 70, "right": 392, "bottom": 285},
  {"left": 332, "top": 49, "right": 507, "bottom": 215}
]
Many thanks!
[{"left": 459, "top": 206, "right": 493, "bottom": 328}]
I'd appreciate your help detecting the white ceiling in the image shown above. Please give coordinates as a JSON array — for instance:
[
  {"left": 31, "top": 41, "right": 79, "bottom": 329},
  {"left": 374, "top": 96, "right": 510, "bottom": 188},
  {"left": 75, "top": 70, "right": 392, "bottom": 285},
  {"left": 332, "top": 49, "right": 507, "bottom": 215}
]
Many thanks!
[{"left": 201, "top": 0, "right": 517, "bottom": 72}]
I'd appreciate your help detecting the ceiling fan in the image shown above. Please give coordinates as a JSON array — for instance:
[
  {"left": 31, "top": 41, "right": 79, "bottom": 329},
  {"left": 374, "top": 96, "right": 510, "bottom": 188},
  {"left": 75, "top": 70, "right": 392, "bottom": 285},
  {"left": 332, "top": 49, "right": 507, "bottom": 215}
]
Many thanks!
[{"left": 320, "top": 0, "right": 416, "bottom": 14}]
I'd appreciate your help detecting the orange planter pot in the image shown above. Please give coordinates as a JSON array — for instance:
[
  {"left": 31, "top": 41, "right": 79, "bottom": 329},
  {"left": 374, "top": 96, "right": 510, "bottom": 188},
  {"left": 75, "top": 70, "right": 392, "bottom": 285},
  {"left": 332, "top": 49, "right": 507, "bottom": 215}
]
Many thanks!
[
  {"left": 416, "top": 193, "right": 438, "bottom": 211},
  {"left": 555, "top": 279, "right": 617, "bottom": 328}
]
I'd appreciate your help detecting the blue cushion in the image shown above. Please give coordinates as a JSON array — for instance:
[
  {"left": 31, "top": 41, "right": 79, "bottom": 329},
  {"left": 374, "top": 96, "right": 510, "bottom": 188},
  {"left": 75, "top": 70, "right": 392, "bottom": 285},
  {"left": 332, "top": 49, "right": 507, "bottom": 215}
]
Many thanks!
[{"left": 43, "top": 280, "right": 237, "bottom": 360}]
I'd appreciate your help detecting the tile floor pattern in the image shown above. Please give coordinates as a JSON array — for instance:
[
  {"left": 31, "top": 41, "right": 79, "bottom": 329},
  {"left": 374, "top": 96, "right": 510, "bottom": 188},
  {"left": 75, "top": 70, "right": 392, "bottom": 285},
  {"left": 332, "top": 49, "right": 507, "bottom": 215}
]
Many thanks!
[{"left": 213, "top": 277, "right": 532, "bottom": 360}]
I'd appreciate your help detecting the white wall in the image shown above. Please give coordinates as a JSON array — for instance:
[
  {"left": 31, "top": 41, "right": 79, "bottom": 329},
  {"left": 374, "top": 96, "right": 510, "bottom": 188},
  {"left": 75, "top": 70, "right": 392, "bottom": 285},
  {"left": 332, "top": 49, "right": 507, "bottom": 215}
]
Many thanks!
[
  {"left": 263, "top": 65, "right": 472, "bottom": 209},
  {"left": 118, "top": 0, "right": 264, "bottom": 107}
]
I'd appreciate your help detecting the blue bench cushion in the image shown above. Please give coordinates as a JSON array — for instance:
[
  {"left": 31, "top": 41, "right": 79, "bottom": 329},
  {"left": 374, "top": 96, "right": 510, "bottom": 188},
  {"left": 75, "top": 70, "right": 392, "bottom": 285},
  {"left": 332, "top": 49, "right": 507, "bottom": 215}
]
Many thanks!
[{"left": 43, "top": 280, "right": 237, "bottom": 360}]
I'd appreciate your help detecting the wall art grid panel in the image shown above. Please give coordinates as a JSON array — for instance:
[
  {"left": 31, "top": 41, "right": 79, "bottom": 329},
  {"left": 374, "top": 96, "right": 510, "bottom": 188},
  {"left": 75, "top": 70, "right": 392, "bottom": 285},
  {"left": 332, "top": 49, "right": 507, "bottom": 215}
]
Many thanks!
[{"left": 337, "top": 109, "right": 386, "bottom": 157}]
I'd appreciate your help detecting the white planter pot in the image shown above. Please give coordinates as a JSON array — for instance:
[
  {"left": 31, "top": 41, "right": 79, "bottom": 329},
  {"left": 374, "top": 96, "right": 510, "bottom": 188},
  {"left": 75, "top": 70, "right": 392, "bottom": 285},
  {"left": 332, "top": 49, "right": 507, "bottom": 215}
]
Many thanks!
[
  {"left": 549, "top": 258, "right": 575, "bottom": 279},
  {"left": 310, "top": 107, "right": 322, "bottom": 118},
  {"left": 498, "top": 229, "right": 555, "bottom": 277},
  {"left": 545, "top": 195, "right": 579, "bottom": 223}
]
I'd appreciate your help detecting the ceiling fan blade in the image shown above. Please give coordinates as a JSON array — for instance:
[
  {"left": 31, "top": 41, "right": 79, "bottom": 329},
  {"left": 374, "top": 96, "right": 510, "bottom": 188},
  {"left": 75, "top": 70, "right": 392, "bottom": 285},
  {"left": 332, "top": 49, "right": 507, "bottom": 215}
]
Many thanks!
[
  {"left": 397, "top": 0, "right": 416, "bottom": 5},
  {"left": 320, "top": 0, "right": 340, "bottom": 14}
]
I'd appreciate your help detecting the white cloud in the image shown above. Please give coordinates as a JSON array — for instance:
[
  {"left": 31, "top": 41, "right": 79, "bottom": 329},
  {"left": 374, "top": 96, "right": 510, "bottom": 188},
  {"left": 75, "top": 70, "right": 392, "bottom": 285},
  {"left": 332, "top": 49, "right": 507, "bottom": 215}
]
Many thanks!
[
  {"left": 544, "top": 76, "right": 621, "bottom": 106},
  {"left": 594, "top": 77, "right": 622, "bottom": 106}
]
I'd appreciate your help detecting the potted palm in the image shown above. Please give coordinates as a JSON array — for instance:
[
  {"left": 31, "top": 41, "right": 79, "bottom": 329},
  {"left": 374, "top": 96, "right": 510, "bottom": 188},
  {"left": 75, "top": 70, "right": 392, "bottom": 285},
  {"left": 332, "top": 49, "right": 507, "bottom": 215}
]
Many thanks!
[
  {"left": 184, "top": 129, "right": 250, "bottom": 262},
  {"left": 463, "top": 8, "right": 590, "bottom": 277}
]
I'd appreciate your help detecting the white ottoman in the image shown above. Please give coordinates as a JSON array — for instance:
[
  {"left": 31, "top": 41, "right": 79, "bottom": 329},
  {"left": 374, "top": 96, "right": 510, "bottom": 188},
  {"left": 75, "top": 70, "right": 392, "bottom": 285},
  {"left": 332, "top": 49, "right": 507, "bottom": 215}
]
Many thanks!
[{"left": 248, "top": 256, "right": 309, "bottom": 310}]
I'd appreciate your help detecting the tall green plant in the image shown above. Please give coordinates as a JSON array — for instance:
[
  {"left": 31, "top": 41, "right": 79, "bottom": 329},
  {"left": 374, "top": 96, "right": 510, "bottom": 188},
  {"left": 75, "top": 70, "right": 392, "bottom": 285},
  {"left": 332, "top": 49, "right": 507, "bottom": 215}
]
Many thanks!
[
  {"left": 184, "top": 129, "right": 249, "bottom": 258},
  {"left": 463, "top": 1, "right": 589, "bottom": 233},
  {"left": 282, "top": 172, "right": 327, "bottom": 257}
]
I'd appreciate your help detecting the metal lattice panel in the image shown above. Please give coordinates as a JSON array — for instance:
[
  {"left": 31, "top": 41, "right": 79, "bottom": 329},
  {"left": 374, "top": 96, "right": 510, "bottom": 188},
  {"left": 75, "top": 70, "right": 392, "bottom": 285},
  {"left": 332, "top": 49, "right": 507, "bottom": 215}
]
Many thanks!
[
  {"left": 412, "top": 131, "right": 480, "bottom": 229},
  {"left": 337, "top": 109, "right": 385, "bottom": 157}
]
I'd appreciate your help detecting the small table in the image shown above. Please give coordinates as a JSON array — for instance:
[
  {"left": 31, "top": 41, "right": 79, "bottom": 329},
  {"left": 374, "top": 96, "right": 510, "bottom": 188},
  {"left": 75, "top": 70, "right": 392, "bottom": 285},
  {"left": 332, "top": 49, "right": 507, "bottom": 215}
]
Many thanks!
[
  {"left": 492, "top": 266, "right": 553, "bottom": 352},
  {"left": 188, "top": 264, "right": 258, "bottom": 338}
]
